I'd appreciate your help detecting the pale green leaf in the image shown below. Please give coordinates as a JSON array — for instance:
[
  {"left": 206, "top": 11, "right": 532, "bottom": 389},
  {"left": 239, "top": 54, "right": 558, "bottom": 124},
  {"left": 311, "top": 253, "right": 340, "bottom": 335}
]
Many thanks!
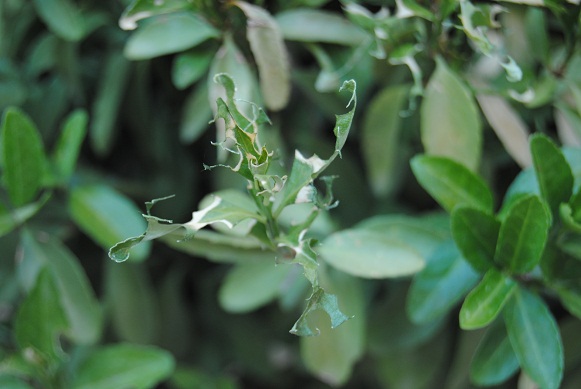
[
  {"left": 421, "top": 57, "right": 482, "bottom": 171},
  {"left": 32, "top": 0, "right": 85, "bottom": 41},
  {"left": 289, "top": 286, "right": 350, "bottom": 336},
  {"left": 119, "top": 0, "right": 191, "bottom": 30},
  {"left": 52, "top": 109, "right": 88, "bottom": 182}
]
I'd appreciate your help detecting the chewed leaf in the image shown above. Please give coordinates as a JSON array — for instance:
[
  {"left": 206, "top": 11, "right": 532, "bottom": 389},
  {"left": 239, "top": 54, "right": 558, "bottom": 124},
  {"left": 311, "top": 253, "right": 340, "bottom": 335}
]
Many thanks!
[
  {"left": 334, "top": 80, "right": 357, "bottom": 155},
  {"left": 290, "top": 287, "right": 351, "bottom": 336}
]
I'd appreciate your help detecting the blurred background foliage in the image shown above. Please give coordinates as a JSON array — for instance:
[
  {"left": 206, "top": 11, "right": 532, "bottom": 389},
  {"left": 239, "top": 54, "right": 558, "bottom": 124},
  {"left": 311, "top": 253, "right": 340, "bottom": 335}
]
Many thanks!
[{"left": 1, "top": 0, "right": 581, "bottom": 388}]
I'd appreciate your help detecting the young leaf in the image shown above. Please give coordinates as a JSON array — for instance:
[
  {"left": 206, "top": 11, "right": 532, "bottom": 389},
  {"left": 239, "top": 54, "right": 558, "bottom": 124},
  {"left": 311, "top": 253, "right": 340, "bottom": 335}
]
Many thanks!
[
  {"left": 460, "top": 268, "right": 516, "bottom": 330},
  {"left": 318, "top": 228, "right": 425, "bottom": 278},
  {"left": 1, "top": 107, "right": 47, "bottom": 206},
  {"left": 530, "top": 133, "right": 574, "bottom": 215},
  {"left": 470, "top": 322, "right": 520, "bottom": 386},
  {"left": 407, "top": 241, "right": 480, "bottom": 324},
  {"left": 236, "top": 1, "right": 290, "bottom": 111},
  {"left": 124, "top": 12, "right": 219, "bottom": 60},
  {"left": 32, "top": 0, "right": 85, "bottom": 41},
  {"left": 421, "top": 57, "right": 482, "bottom": 171},
  {"left": 52, "top": 109, "right": 88, "bottom": 182},
  {"left": 494, "top": 195, "right": 550, "bottom": 274},
  {"left": 411, "top": 155, "right": 494, "bottom": 213},
  {"left": 71, "top": 344, "right": 174, "bottom": 389},
  {"left": 361, "top": 84, "right": 410, "bottom": 197},
  {"left": 451, "top": 206, "right": 499, "bottom": 272},
  {"left": 504, "top": 286, "right": 564, "bottom": 389}
]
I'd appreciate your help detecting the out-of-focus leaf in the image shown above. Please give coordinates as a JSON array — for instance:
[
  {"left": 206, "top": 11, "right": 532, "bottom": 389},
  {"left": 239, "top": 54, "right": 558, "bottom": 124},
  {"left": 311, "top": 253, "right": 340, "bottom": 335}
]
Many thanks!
[
  {"left": 555, "top": 105, "right": 581, "bottom": 147},
  {"left": 0, "top": 375, "right": 34, "bottom": 389},
  {"left": 19, "top": 230, "right": 103, "bottom": 345},
  {"left": 105, "top": 262, "right": 160, "bottom": 344},
  {"left": 319, "top": 228, "right": 425, "bottom": 278},
  {"left": 411, "top": 155, "right": 494, "bottom": 213},
  {"left": 32, "top": 0, "right": 85, "bottom": 41},
  {"left": 460, "top": 268, "right": 516, "bottom": 330},
  {"left": 1, "top": 107, "right": 47, "bottom": 206},
  {"left": 236, "top": 2, "right": 290, "bottom": 111},
  {"left": 124, "top": 12, "right": 219, "bottom": 60},
  {"left": 470, "top": 321, "right": 520, "bottom": 386},
  {"left": 504, "top": 286, "right": 564, "bottom": 389},
  {"left": 300, "top": 271, "right": 364, "bottom": 386},
  {"left": 525, "top": 7, "right": 549, "bottom": 63},
  {"left": 407, "top": 241, "right": 480, "bottom": 324},
  {"left": 476, "top": 94, "right": 531, "bottom": 168},
  {"left": 172, "top": 48, "right": 213, "bottom": 90},
  {"left": 218, "top": 262, "right": 292, "bottom": 313},
  {"left": 52, "top": 109, "right": 87, "bottom": 182},
  {"left": 494, "top": 195, "right": 550, "bottom": 274},
  {"left": 395, "top": 0, "right": 434, "bottom": 20},
  {"left": 421, "top": 57, "right": 482, "bottom": 171},
  {"left": 555, "top": 283, "right": 581, "bottom": 320},
  {"left": 275, "top": 9, "right": 368, "bottom": 46},
  {"left": 180, "top": 82, "right": 213, "bottom": 144},
  {"left": 71, "top": 344, "right": 174, "bottom": 389},
  {"left": 119, "top": 0, "right": 192, "bottom": 30},
  {"left": 0, "top": 194, "right": 49, "bottom": 238},
  {"left": 25, "top": 33, "right": 58, "bottom": 78},
  {"left": 361, "top": 84, "right": 409, "bottom": 197},
  {"left": 530, "top": 133, "right": 574, "bottom": 215},
  {"left": 451, "top": 206, "right": 499, "bottom": 272},
  {"left": 90, "top": 52, "right": 131, "bottom": 157},
  {"left": 14, "top": 269, "right": 67, "bottom": 363},
  {"left": 70, "top": 184, "right": 150, "bottom": 261}
]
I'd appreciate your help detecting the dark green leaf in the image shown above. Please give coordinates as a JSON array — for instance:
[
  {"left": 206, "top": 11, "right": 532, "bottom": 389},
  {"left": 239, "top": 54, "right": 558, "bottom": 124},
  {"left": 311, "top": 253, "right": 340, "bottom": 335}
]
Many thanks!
[
  {"left": 451, "top": 206, "right": 499, "bottom": 272},
  {"left": 494, "top": 195, "right": 550, "bottom": 274},
  {"left": 32, "top": 0, "right": 85, "bottom": 41},
  {"left": 530, "top": 133, "right": 574, "bottom": 215},
  {"left": 407, "top": 241, "right": 480, "bottom": 324},
  {"left": 124, "top": 12, "right": 219, "bottom": 60},
  {"left": 1, "top": 107, "right": 47, "bottom": 206},
  {"left": 172, "top": 48, "right": 213, "bottom": 90},
  {"left": 460, "top": 268, "right": 516, "bottom": 330},
  {"left": 504, "top": 286, "right": 563, "bottom": 389},
  {"left": 0, "top": 376, "right": 34, "bottom": 389},
  {"left": 555, "top": 283, "right": 581, "bottom": 320},
  {"left": 71, "top": 344, "right": 174, "bottom": 389},
  {"left": 0, "top": 194, "right": 49, "bottom": 238},
  {"left": 421, "top": 57, "right": 482, "bottom": 171},
  {"left": 470, "top": 322, "right": 519, "bottom": 386},
  {"left": 411, "top": 155, "right": 494, "bottom": 213},
  {"left": 52, "top": 109, "right": 87, "bottom": 182}
]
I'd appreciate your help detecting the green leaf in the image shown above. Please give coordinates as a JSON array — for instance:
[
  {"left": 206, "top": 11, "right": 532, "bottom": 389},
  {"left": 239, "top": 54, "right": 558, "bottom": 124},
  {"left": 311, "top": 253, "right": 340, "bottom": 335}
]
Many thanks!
[
  {"left": 218, "top": 262, "right": 292, "bottom": 313},
  {"left": 0, "top": 376, "right": 34, "bottom": 389},
  {"left": 411, "top": 155, "right": 494, "bottom": 213},
  {"left": 236, "top": 1, "right": 290, "bottom": 111},
  {"left": 124, "top": 12, "right": 219, "bottom": 60},
  {"left": 119, "top": 0, "right": 192, "bottom": 30},
  {"left": 1, "top": 107, "right": 47, "bottom": 206},
  {"left": 361, "top": 84, "right": 410, "bottom": 197},
  {"left": 504, "top": 286, "right": 564, "bottom": 389},
  {"left": 70, "top": 184, "right": 151, "bottom": 261},
  {"left": 530, "top": 133, "right": 574, "bottom": 215},
  {"left": 460, "top": 268, "right": 516, "bottom": 330},
  {"left": 319, "top": 228, "right": 425, "bottom": 278},
  {"left": 407, "top": 241, "right": 480, "bottom": 324},
  {"left": 470, "top": 322, "right": 519, "bottom": 386},
  {"left": 32, "top": 0, "right": 85, "bottom": 41},
  {"left": 52, "top": 109, "right": 88, "bottom": 182},
  {"left": 290, "top": 286, "right": 351, "bottom": 336},
  {"left": 14, "top": 269, "right": 67, "bottom": 363},
  {"left": 19, "top": 230, "right": 103, "bottom": 345},
  {"left": 172, "top": 48, "right": 213, "bottom": 90},
  {"left": 275, "top": 8, "right": 368, "bottom": 46},
  {"left": 0, "top": 194, "right": 49, "bottom": 238},
  {"left": 494, "top": 195, "right": 550, "bottom": 274},
  {"left": 421, "top": 57, "right": 482, "bottom": 171},
  {"left": 71, "top": 344, "right": 174, "bottom": 389},
  {"left": 555, "top": 283, "right": 581, "bottom": 320},
  {"left": 180, "top": 82, "right": 213, "bottom": 144},
  {"left": 90, "top": 52, "right": 131, "bottom": 157},
  {"left": 451, "top": 206, "right": 499, "bottom": 272}
]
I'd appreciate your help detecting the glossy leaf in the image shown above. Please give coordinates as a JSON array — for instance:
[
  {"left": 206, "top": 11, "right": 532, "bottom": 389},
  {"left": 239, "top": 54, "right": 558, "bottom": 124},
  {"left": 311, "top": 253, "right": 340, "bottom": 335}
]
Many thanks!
[
  {"left": 172, "top": 48, "right": 213, "bottom": 90},
  {"left": 411, "top": 155, "right": 494, "bottom": 213},
  {"left": 460, "top": 268, "right": 516, "bottom": 330},
  {"left": 361, "top": 84, "right": 410, "bottom": 197},
  {"left": 236, "top": 1, "right": 290, "bottom": 111},
  {"left": 32, "top": 0, "right": 85, "bottom": 41},
  {"left": 470, "top": 322, "right": 519, "bottom": 386},
  {"left": 71, "top": 344, "right": 174, "bottom": 389},
  {"left": 52, "top": 109, "right": 88, "bottom": 182},
  {"left": 1, "top": 107, "right": 47, "bottom": 206},
  {"left": 530, "top": 133, "right": 574, "bottom": 214},
  {"left": 124, "top": 12, "right": 219, "bottom": 60},
  {"left": 407, "top": 241, "right": 480, "bottom": 324},
  {"left": 421, "top": 57, "right": 482, "bottom": 171},
  {"left": 494, "top": 195, "right": 550, "bottom": 274},
  {"left": 451, "top": 206, "right": 499, "bottom": 272},
  {"left": 275, "top": 9, "right": 367, "bottom": 46},
  {"left": 504, "top": 286, "right": 563, "bottom": 389},
  {"left": 218, "top": 262, "right": 292, "bottom": 313},
  {"left": 70, "top": 184, "right": 150, "bottom": 261},
  {"left": 319, "top": 228, "right": 425, "bottom": 278}
]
